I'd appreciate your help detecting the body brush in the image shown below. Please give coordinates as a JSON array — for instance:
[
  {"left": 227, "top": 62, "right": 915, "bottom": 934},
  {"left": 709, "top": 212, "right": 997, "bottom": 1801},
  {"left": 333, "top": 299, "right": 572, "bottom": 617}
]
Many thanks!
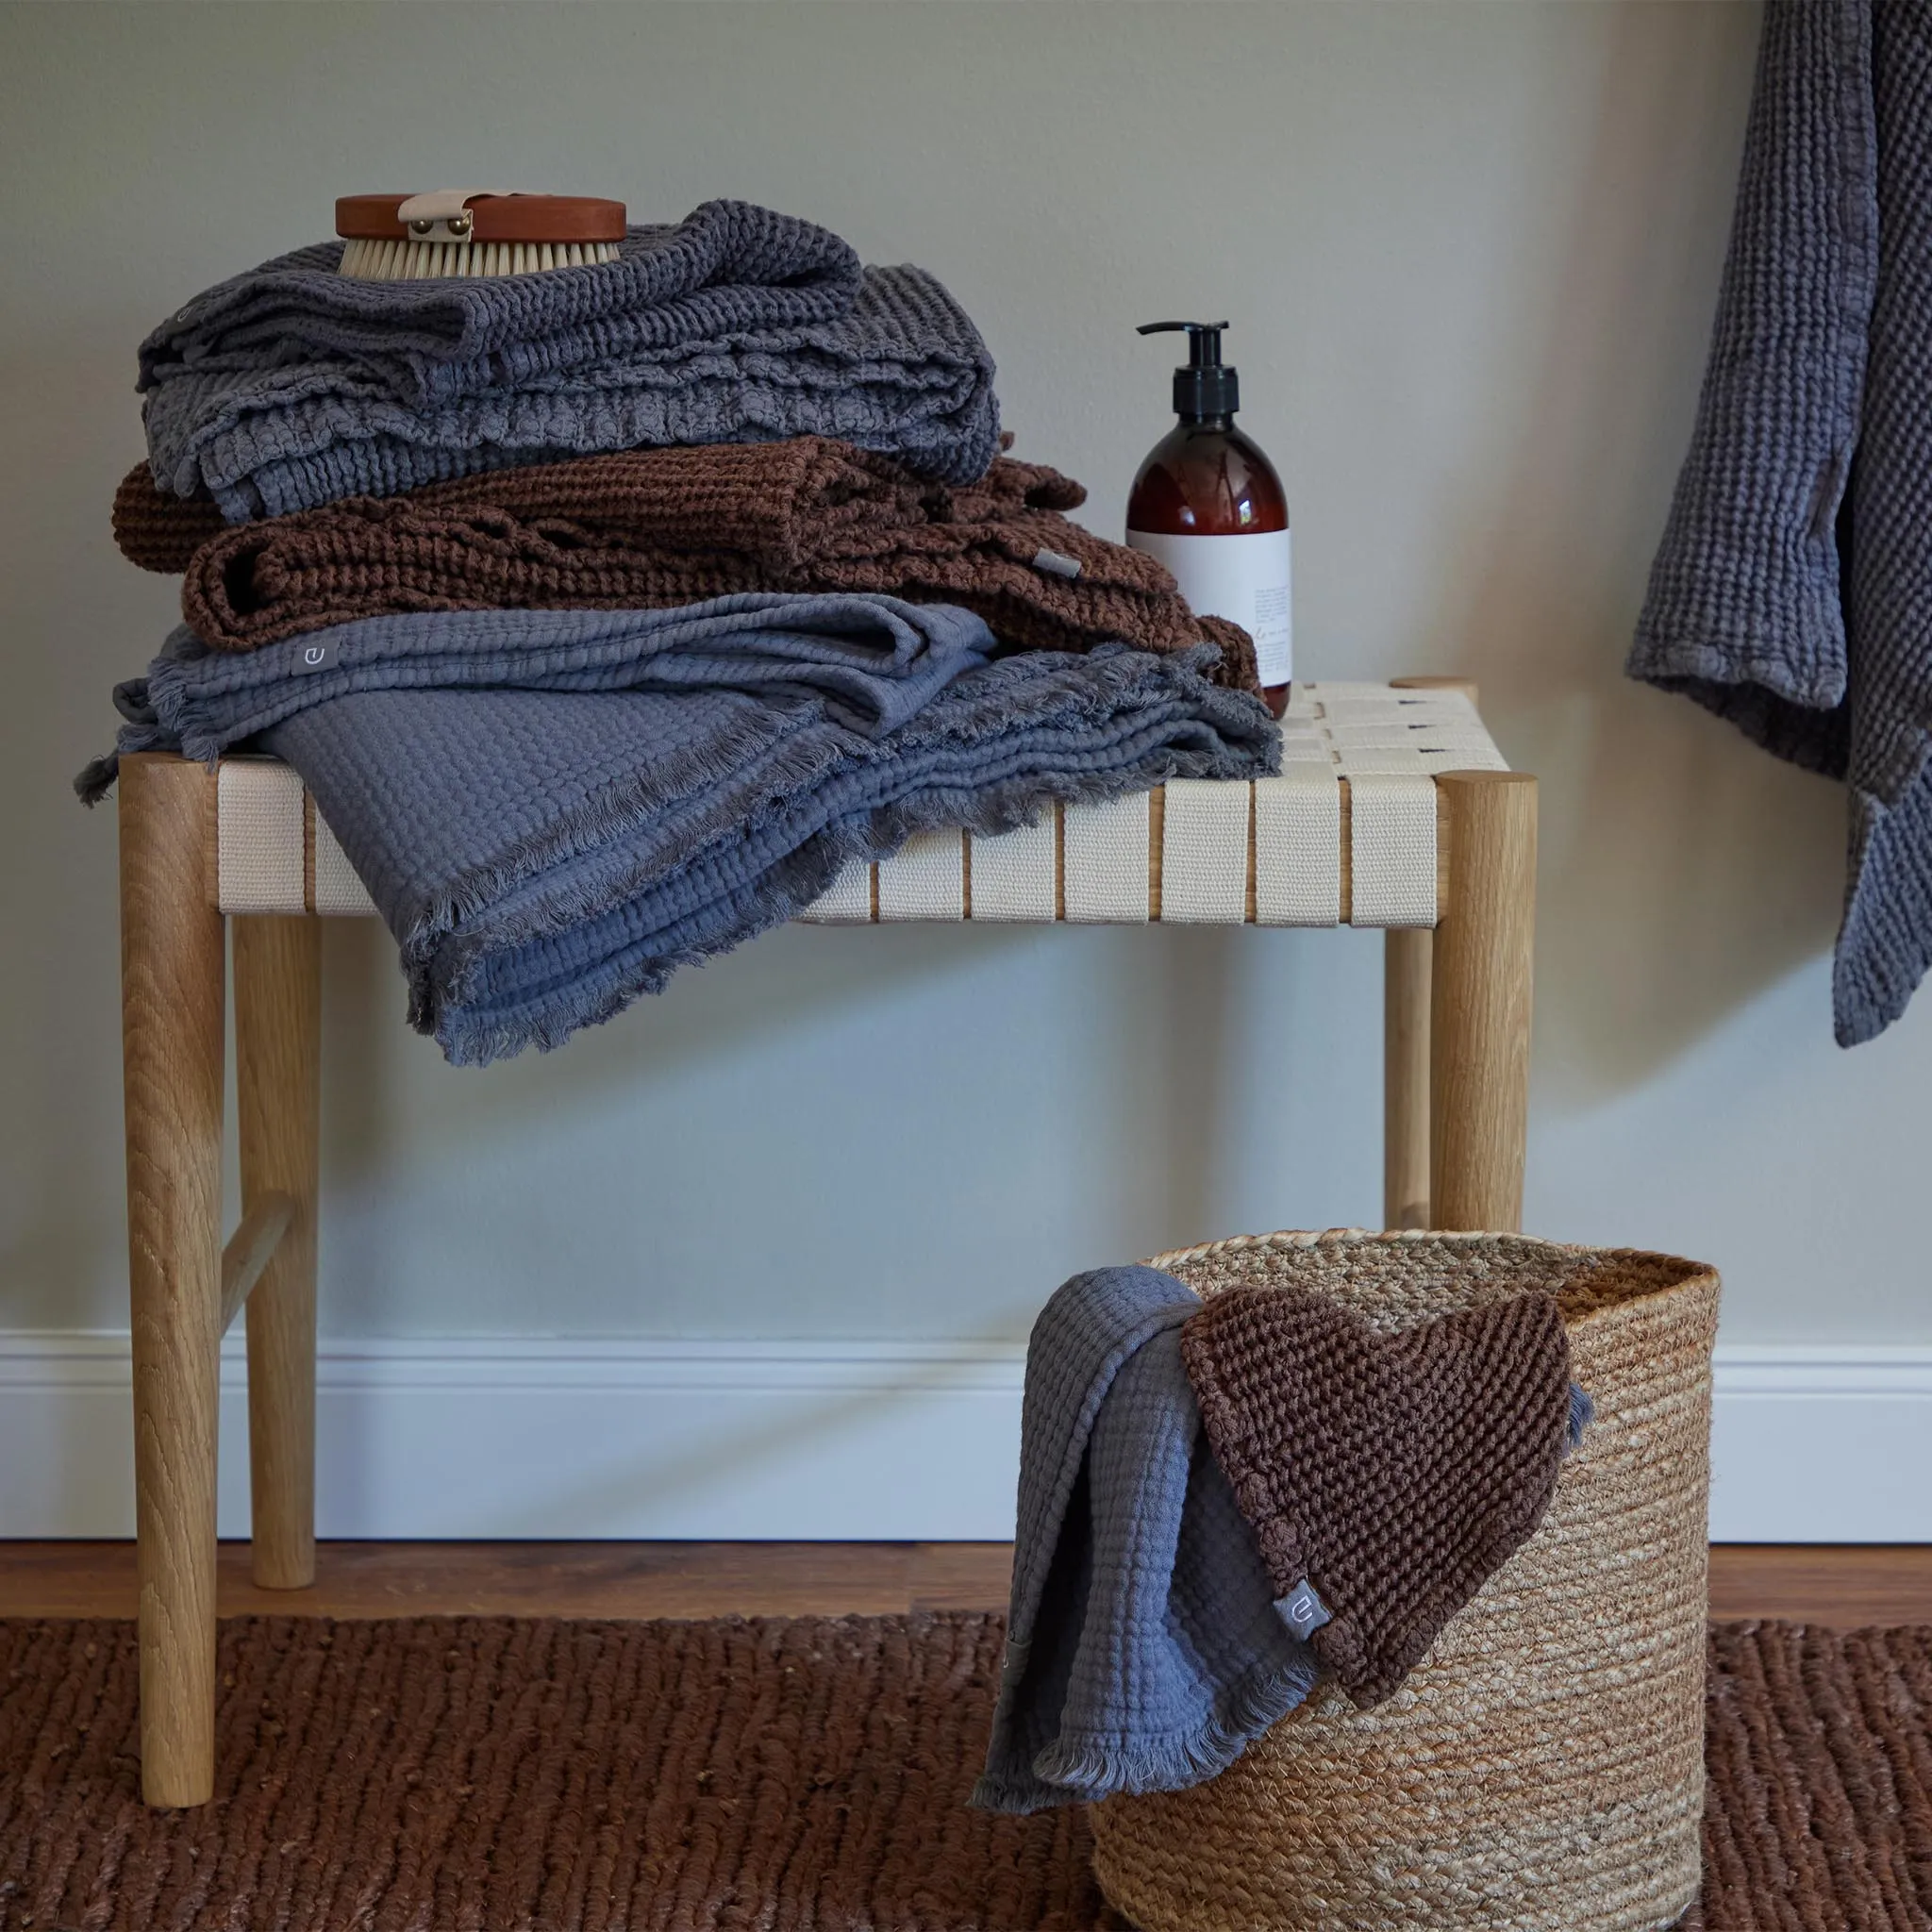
[{"left": 335, "top": 189, "right": 625, "bottom": 279}]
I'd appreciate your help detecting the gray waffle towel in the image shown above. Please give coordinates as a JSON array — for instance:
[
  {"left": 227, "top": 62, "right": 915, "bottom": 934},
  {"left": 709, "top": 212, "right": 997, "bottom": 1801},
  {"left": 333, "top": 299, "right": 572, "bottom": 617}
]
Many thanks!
[
  {"left": 1629, "top": 0, "right": 1932, "bottom": 1042},
  {"left": 83, "top": 597, "right": 1276, "bottom": 1064}
]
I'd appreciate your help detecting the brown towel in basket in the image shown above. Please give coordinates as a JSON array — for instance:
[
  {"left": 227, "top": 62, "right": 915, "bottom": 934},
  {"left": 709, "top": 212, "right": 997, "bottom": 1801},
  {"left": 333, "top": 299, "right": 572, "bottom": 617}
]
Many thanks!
[
  {"left": 1180, "top": 1286, "right": 1576, "bottom": 1707},
  {"left": 108, "top": 441, "right": 1259, "bottom": 691}
]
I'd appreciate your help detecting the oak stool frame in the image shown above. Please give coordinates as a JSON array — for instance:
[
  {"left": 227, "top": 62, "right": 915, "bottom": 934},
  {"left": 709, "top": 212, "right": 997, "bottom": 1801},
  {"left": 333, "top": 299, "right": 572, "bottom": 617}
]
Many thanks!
[{"left": 114, "top": 674, "right": 1534, "bottom": 1804}]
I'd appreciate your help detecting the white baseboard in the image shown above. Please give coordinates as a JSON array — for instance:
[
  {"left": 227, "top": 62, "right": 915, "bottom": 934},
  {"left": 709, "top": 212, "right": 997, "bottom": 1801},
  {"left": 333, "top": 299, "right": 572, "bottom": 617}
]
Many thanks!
[
  {"left": 3, "top": 1333, "right": 1929, "bottom": 1542},
  {"left": 1704, "top": 1345, "right": 1932, "bottom": 1542},
  {"left": 0, "top": 1334, "right": 1025, "bottom": 1541}
]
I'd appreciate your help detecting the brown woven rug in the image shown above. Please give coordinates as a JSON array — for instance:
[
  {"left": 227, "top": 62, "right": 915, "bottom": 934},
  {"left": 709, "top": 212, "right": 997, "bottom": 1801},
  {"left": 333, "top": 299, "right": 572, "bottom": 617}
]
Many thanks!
[{"left": 1, "top": 1614, "right": 1927, "bottom": 1930}]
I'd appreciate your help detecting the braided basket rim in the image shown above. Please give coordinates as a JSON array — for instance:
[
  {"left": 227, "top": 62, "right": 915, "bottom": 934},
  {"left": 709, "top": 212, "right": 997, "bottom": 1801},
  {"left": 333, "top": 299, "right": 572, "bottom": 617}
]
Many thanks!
[{"left": 1146, "top": 1226, "right": 1718, "bottom": 1323}]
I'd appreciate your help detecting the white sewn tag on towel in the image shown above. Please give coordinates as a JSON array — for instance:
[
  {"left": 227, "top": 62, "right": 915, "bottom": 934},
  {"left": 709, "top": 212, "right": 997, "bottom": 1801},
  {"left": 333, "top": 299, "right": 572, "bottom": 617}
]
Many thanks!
[
  {"left": 1275, "top": 1579, "right": 1331, "bottom": 1639},
  {"left": 1032, "top": 546, "right": 1082, "bottom": 579}
]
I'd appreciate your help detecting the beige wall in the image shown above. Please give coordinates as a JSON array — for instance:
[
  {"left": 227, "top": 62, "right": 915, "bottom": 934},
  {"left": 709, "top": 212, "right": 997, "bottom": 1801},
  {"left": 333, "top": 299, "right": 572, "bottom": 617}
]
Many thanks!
[{"left": 3, "top": 1, "right": 1921, "bottom": 1350}]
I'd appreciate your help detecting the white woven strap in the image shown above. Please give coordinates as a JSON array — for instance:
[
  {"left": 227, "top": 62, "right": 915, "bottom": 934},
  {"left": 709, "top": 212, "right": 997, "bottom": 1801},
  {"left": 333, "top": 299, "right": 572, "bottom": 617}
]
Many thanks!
[
  {"left": 1160, "top": 781, "right": 1250, "bottom": 924},
  {"left": 1062, "top": 793, "right": 1153, "bottom": 924},
  {"left": 876, "top": 828, "right": 965, "bottom": 922},
  {"left": 1255, "top": 767, "right": 1341, "bottom": 925},
  {"left": 217, "top": 760, "right": 305, "bottom": 914},
  {"left": 1348, "top": 773, "right": 1438, "bottom": 927},
  {"left": 215, "top": 761, "right": 378, "bottom": 916},
  {"left": 968, "top": 814, "right": 1058, "bottom": 922},
  {"left": 311, "top": 808, "right": 375, "bottom": 917},
  {"left": 796, "top": 857, "right": 872, "bottom": 924}
]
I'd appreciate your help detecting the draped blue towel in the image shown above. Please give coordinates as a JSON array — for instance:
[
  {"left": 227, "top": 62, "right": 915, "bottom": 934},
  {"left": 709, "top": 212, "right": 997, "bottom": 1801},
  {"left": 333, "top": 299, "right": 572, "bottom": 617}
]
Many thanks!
[{"left": 84, "top": 596, "right": 1277, "bottom": 1064}]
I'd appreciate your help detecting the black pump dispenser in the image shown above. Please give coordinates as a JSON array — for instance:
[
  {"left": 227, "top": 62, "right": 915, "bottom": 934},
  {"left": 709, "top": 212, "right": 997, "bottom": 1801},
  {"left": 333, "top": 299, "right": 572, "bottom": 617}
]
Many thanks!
[
  {"left": 1126, "top": 315, "right": 1291, "bottom": 713},
  {"left": 1139, "top": 319, "right": 1238, "bottom": 420}
]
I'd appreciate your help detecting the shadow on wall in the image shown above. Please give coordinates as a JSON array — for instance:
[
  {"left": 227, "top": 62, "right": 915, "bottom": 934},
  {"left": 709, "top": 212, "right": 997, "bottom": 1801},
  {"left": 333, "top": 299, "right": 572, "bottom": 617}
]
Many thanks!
[
  {"left": 317, "top": 916, "right": 1058, "bottom": 1171},
  {"left": 1437, "top": 3, "right": 1846, "bottom": 1103},
  {"left": 320, "top": 920, "right": 1064, "bottom": 1138},
  {"left": 315, "top": 911, "right": 1284, "bottom": 1276},
  {"left": 0, "top": 324, "right": 190, "bottom": 1333}
]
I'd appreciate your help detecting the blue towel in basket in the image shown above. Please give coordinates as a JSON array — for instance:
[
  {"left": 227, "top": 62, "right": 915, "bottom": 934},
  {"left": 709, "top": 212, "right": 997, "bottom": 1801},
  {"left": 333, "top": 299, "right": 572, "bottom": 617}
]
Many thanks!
[
  {"left": 1628, "top": 0, "right": 1932, "bottom": 1042},
  {"left": 971, "top": 1265, "right": 1323, "bottom": 1814}
]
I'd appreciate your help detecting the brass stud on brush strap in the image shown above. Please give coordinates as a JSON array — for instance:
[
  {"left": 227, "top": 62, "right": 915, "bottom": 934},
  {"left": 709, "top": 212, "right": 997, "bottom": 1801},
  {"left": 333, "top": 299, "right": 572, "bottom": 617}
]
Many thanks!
[
  {"left": 335, "top": 190, "right": 627, "bottom": 279},
  {"left": 409, "top": 210, "right": 473, "bottom": 240}
]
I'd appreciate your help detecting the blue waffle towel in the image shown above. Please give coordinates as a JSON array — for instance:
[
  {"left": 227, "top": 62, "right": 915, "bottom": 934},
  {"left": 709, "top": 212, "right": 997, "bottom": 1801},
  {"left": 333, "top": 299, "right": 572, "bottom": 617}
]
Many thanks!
[{"left": 84, "top": 597, "right": 1276, "bottom": 1064}]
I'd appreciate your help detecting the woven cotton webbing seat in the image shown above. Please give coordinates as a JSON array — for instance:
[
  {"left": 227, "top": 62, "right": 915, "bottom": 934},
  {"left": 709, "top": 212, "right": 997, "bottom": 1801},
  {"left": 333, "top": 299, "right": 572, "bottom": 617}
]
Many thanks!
[
  {"left": 112, "top": 673, "right": 1535, "bottom": 1806},
  {"left": 211, "top": 679, "right": 1506, "bottom": 924}
]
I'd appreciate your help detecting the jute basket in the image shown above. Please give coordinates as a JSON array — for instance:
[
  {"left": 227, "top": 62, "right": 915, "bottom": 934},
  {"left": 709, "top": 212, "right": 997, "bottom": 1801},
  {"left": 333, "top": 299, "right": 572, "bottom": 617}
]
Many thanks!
[{"left": 1090, "top": 1230, "right": 1719, "bottom": 1932}]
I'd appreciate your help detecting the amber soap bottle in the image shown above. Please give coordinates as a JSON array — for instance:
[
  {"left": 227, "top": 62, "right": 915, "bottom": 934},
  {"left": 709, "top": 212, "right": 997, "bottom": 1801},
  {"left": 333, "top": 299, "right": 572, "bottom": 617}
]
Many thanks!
[{"left": 1125, "top": 320, "right": 1291, "bottom": 715}]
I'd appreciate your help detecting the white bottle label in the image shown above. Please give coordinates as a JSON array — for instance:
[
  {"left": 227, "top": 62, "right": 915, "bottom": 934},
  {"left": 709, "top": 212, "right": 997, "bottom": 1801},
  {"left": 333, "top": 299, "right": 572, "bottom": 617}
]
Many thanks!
[{"left": 1126, "top": 527, "right": 1292, "bottom": 688}]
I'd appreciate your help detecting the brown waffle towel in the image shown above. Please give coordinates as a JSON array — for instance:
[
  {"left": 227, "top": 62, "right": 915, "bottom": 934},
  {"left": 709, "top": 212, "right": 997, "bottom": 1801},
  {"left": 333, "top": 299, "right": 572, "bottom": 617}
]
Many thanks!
[
  {"left": 110, "top": 441, "right": 1259, "bottom": 692},
  {"left": 1180, "top": 1286, "right": 1575, "bottom": 1707}
]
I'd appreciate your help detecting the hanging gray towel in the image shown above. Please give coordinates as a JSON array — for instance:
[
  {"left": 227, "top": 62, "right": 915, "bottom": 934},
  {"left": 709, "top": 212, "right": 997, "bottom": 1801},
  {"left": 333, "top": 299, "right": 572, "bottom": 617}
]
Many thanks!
[
  {"left": 1628, "top": 0, "right": 1932, "bottom": 1043},
  {"left": 971, "top": 1265, "right": 1322, "bottom": 1815}
]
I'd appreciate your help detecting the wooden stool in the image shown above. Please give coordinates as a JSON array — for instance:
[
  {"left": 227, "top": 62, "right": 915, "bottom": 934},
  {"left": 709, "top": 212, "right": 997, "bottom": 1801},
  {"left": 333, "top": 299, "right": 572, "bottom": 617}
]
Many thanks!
[{"left": 114, "top": 675, "right": 1535, "bottom": 1806}]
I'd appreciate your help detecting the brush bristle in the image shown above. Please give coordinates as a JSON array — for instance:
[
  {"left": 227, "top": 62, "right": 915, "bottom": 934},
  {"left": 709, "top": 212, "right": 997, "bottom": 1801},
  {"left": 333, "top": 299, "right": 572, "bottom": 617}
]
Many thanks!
[{"left": 336, "top": 238, "right": 622, "bottom": 279}]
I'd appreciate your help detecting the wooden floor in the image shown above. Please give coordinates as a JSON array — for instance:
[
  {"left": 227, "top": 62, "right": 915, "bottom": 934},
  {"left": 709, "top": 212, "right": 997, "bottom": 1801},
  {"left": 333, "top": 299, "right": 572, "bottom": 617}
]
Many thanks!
[{"left": 2, "top": 1541, "right": 1930, "bottom": 1625}]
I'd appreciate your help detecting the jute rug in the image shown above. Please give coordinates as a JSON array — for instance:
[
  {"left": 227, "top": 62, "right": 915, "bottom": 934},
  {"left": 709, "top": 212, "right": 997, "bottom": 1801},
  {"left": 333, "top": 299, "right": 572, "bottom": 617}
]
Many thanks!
[{"left": 1, "top": 1613, "right": 1927, "bottom": 1930}]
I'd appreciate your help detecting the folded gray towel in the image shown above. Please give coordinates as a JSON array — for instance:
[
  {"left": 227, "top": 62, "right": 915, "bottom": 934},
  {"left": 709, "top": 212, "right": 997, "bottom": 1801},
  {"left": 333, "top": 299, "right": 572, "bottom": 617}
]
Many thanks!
[
  {"left": 83, "top": 597, "right": 1276, "bottom": 1064},
  {"left": 972, "top": 1265, "right": 1322, "bottom": 1815},
  {"left": 1628, "top": 0, "right": 1932, "bottom": 1042},
  {"left": 139, "top": 205, "right": 1000, "bottom": 517},
  {"left": 139, "top": 198, "right": 864, "bottom": 403}
]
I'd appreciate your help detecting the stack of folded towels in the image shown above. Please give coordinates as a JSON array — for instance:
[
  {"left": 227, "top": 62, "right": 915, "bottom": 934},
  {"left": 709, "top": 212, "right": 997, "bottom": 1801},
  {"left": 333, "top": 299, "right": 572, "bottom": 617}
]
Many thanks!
[{"left": 84, "top": 200, "right": 1278, "bottom": 1064}]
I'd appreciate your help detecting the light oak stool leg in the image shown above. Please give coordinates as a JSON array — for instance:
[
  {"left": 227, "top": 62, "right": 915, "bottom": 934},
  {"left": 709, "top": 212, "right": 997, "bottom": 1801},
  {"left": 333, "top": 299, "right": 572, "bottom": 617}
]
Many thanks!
[
  {"left": 234, "top": 916, "right": 321, "bottom": 1591},
  {"left": 1429, "top": 771, "right": 1537, "bottom": 1231},
  {"left": 1382, "top": 675, "right": 1478, "bottom": 1234},
  {"left": 119, "top": 754, "right": 225, "bottom": 1807},
  {"left": 1383, "top": 928, "right": 1433, "bottom": 1229}
]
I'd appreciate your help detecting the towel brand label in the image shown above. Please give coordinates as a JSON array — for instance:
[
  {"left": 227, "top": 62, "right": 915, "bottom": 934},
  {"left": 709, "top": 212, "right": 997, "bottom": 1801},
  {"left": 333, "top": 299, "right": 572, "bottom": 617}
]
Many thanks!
[
  {"left": 295, "top": 640, "right": 337, "bottom": 672},
  {"left": 1031, "top": 546, "right": 1082, "bottom": 580},
  {"left": 1275, "top": 1579, "right": 1331, "bottom": 1640}
]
